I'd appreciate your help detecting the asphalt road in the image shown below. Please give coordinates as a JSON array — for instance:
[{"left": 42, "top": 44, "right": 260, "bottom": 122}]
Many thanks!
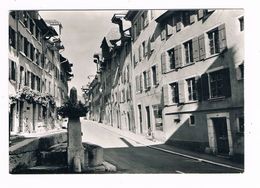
[{"left": 81, "top": 120, "right": 242, "bottom": 174}]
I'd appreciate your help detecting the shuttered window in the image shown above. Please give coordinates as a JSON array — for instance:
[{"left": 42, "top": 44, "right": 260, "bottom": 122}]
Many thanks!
[
  {"left": 186, "top": 78, "right": 197, "bottom": 101},
  {"left": 207, "top": 24, "right": 227, "bottom": 55},
  {"left": 9, "top": 60, "right": 17, "bottom": 81},
  {"left": 178, "top": 80, "right": 185, "bottom": 104},
  {"left": 184, "top": 40, "right": 193, "bottom": 64},
  {"left": 152, "top": 65, "right": 158, "bottom": 86},
  {"left": 174, "top": 45, "right": 182, "bottom": 68},
  {"left": 209, "top": 68, "right": 231, "bottom": 98},
  {"left": 140, "top": 74, "right": 143, "bottom": 92},
  {"left": 9, "top": 27, "right": 16, "bottom": 49},
  {"left": 168, "top": 49, "right": 176, "bottom": 69},
  {"left": 143, "top": 71, "right": 148, "bottom": 90}
]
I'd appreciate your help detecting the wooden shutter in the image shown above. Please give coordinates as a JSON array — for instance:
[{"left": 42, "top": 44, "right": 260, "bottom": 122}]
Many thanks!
[
  {"left": 167, "top": 24, "right": 174, "bottom": 36},
  {"left": 140, "top": 74, "right": 143, "bottom": 92},
  {"left": 147, "top": 38, "right": 151, "bottom": 56},
  {"left": 161, "top": 52, "right": 167, "bottom": 74},
  {"left": 163, "top": 84, "right": 169, "bottom": 106},
  {"left": 222, "top": 68, "right": 232, "bottom": 98},
  {"left": 236, "top": 66, "right": 242, "bottom": 80},
  {"left": 190, "top": 14, "right": 195, "bottom": 24},
  {"left": 156, "top": 64, "right": 159, "bottom": 85},
  {"left": 138, "top": 45, "right": 142, "bottom": 61},
  {"left": 192, "top": 37, "right": 199, "bottom": 62},
  {"left": 174, "top": 47, "right": 179, "bottom": 68},
  {"left": 176, "top": 22, "right": 182, "bottom": 32},
  {"left": 177, "top": 45, "right": 183, "bottom": 67},
  {"left": 161, "top": 27, "right": 166, "bottom": 40},
  {"left": 198, "top": 34, "right": 206, "bottom": 60},
  {"left": 201, "top": 73, "right": 209, "bottom": 100},
  {"left": 135, "top": 76, "right": 139, "bottom": 93},
  {"left": 178, "top": 80, "right": 186, "bottom": 104},
  {"left": 147, "top": 69, "right": 151, "bottom": 88},
  {"left": 150, "top": 41, "right": 155, "bottom": 51},
  {"left": 195, "top": 76, "right": 202, "bottom": 101},
  {"left": 198, "top": 9, "right": 204, "bottom": 19},
  {"left": 218, "top": 24, "right": 227, "bottom": 52}
]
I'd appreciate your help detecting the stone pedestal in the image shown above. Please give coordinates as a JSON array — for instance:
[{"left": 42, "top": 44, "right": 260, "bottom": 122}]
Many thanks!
[{"left": 67, "top": 117, "right": 84, "bottom": 172}]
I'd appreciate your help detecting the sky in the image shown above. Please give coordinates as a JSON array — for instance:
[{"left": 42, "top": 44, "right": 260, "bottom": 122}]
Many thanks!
[{"left": 39, "top": 11, "right": 124, "bottom": 95}]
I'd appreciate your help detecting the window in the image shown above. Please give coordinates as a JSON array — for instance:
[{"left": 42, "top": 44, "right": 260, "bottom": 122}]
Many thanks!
[
  {"left": 142, "top": 11, "right": 148, "bottom": 28},
  {"left": 152, "top": 65, "right": 158, "bottom": 85},
  {"left": 143, "top": 71, "right": 148, "bottom": 90},
  {"left": 29, "top": 44, "right": 34, "bottom": 61},
  {"left": 20, "top": 66, "right": 25, "bottom": 87},
  {"left": 9, "top": 60, "right": 16, "bottom": 81},
  {"left": 237, "top": 116, "right": 244, "bottom": 133},
  {"left": 36, "top": 76, "right": 41, "bottom": 91},
  {"left": 168, "top": 49, "right": 176, "bottom": 69},
  {"left": 25, "top": 71, "right": 30, "bottom": 86},
  {"left": 239, "top": 16, "right": 244, "bottom": 31},
  {"left": 142, "top": 41, "right": 146, "bottom": 58},
  {"left": 186, "top": 78, "right": 197, "bottom": 101},
  {"left": 189, "top": 115, "right": 195, "bottom": 126},
  {"left": 9, "top": 27, "right": 16, "bottom": 49},
  {"left": 208, "top": 29, "right": 220, "bottom": 55},
  {"left": 208, "top": 69, "right": 232, "bottom": 99},
  {"left": 184, "top": 40, "right": 194, "bottom": 64},
  {"left": 182, "top": 12, "right": 190, "bottom": 27},
  {"left": 31, "top": 73, "right": 35, "bottom": 90},
  {"left": 29, "top": 19, "right": 35, "bottom": 35},
  {"left": 239, "top": 63, "right": 244, "bottom": 79},
  {"left": 170, "top": 82, "right": 179, "bottom": 103},
  {"left": 24, "top": 37, "right": 29, "bottom": 56},
  {"left": 209, "top": 71, "right": 224, "bottom": 98}
]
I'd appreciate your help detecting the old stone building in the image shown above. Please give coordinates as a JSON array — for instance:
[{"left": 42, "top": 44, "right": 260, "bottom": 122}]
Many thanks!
[
  {"left": 9, "top": 11, "right": 73, "bottom": 134},
  {"left": 87, "top": 9, "right": 244, "bottom": 158}
]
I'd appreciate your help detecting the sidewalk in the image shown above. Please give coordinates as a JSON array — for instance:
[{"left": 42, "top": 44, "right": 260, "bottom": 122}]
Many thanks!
[{"left": 86, "top": 120, "right": 244, "bottom": 172}]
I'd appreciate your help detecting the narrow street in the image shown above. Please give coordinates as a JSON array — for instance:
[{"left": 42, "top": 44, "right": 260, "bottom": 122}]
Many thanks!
[{"left": 81, "top": 120, "right": 242, "bottom": 173}]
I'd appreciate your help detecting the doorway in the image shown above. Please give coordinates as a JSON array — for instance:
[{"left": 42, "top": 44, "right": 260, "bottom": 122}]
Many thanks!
[
  {"left": 212, "top": 117, "right": 229, "bottom": 154},
  {"left": 146, "top": 106, "right": 151, "bottom": 135},
  {"left": 138, "top": 105, "right": 142, "bottom": 134},
  {"left": 18, "top": 101, "right": 24, "bottom": 133}
]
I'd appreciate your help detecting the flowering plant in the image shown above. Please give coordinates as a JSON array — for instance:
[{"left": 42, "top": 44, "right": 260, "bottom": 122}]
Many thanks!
[{"left": 9, "top": 86, "right": 56, "bottom": 107}]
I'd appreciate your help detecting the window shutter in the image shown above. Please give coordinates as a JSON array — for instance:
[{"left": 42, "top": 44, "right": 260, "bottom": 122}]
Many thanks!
[
  {"left": 218, "top": 24, "right": 227, "bottom": 52},
  {"left": 163, "top": 84, "right": 169, "bottom": 106},
  {"left": 161, "top": 52, "right": 167, "bottom": 74},
  {"left": 138, "top": 45, "right": 142, "bottom": 61},
  {"left": 195, "top": 76, "right": 202, "bottom": 101},
  {"left": 198, "top": 34, "right": 206, "bottom": 60},
  {"left": 174, "top": 47, "right": 179, "bottom": 68},
  {"left": 222, "top": 68, "right": 232, "bottom": 98},
  {"left": 147, "top": 38, "right": 151, "bottom": 56},
  {"left": 8, "top": 60, "right": 11, "bottom": 80},
  {"left": 167, "top": 24, "right": 174, "bottom": 36},
  {"left": 177, "top": 45, "right": 183, "bottom": 67},
  {"left": 147, "top": 69, "right": 151, "bottom": 88},
  {"left": 140, "top": 74, "right": 143, "bottom": 92},
  {"left": 161, "top": 27, "right": 166, "bottom": 40},
  {"left": 151, "top": 41, "right": 155, "bottom": 51},
  {"left": 192, "top": 37, "right": 199, "bottom": 62},
  {"left": 201, "top": 73, "right": 209, "bottom": 100},
  {"left": 178, "top": 80, "right": 186, "bottom": 104},
  {"left": 156, "top": 64, "right": 159, "bottom": 85},
  {"left": 144, "top": 41, "right": 148, "bottom": 56},
  {"left": 135, "top": 76, "right": 139, "bottom": 93},
  {"left": 198, "top": 9, "right": 204, "bottom": 19},
  {"left": 176, "top": 22, "right": 182, "bottom": 32},
  {"left": 190, "top": 14, "right": 195, "bottom": 24}
]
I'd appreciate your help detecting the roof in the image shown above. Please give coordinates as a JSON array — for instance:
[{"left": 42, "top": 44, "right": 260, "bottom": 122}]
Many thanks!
[
  {"left": 101, "top": 26, "right": 121, "bottom": 48},
  {"left": 45, "top": 19, "right": 63, "bottom": 28},
  {"left": 34, "top": 18, "right": 58, "bottom": 37}
]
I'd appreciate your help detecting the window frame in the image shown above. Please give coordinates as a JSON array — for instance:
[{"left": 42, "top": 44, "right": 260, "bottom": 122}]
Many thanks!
[
  {"left": 207, "top": 28, "right": 220, "bottom": 55},
  {"left": 170, "top": 82, "right": 179, "bottom": 104},
  {"left": 184, "top": 40, "right": 194, "bottom": 65},
  {"left": 186, "top": 77, "right": 197, "bottom": 101}
]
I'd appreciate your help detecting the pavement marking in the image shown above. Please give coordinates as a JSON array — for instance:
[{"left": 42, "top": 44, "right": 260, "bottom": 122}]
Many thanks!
[
  {"left": 175, "top": 170, "right": 185, "bottom": 174},
  {"left": 148, "top": 146, "right": 244, "bottom": 172}
]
